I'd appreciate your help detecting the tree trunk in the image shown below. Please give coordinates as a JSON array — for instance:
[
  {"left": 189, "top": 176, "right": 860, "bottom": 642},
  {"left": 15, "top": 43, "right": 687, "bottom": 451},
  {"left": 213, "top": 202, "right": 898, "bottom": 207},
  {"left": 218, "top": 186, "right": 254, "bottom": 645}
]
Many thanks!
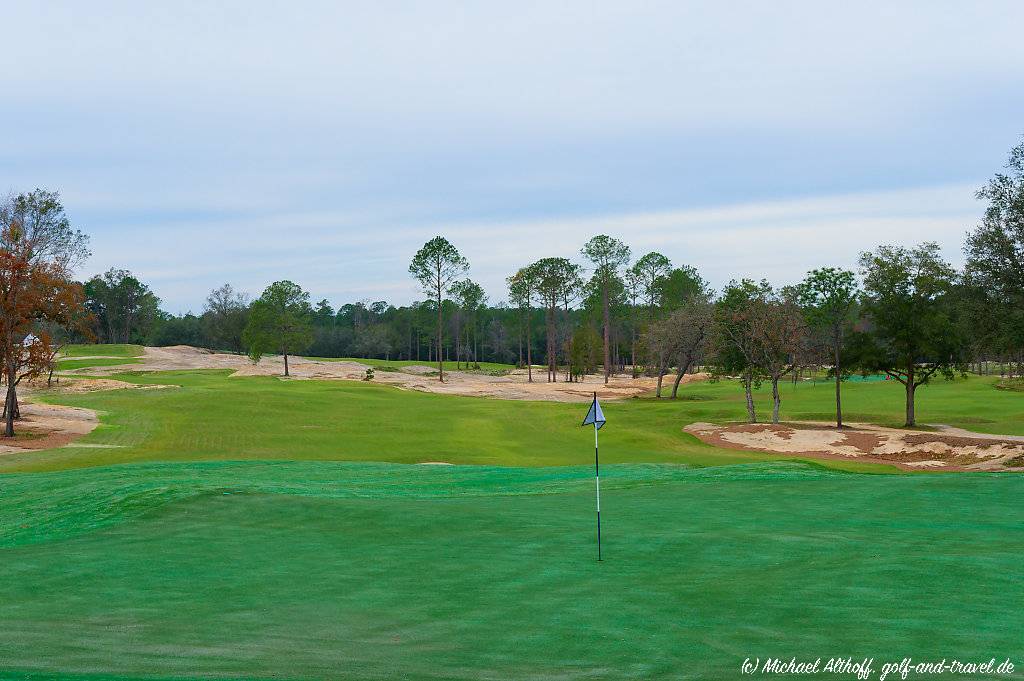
[
  {"left": 517, "top": 314, "right": 524, "bottom": 368},
  {"left": 834, "top": 335, "right": 843, "bottom": 429},
  {"left": 771, "top": 377, "right": 781, "bottom": 424},
  {"left": 284, "top": 352, "right": 290, "bottom": 377},
  {"left": 655, "top": 355, "right": 665, "bottom": 398},
  {"left": 602, "top": 283, "right": 610, "bottom": 384},
  {"left": 546, "top": 304, "right": 556, "bottom": 382},
  {"left": 473, "top": 324, "right": 479, "bottom": 370},
  {"left": 455, "top": 316, "right": 461, "bottom": 370},
  {"left": 436, "top": 278, "right": 444, "bottom": 382},
  {"left": 905, "top": 383, "right": 916, "bottom": 427},
  {"left": 629, "top": 304, "right": 637, "bottom": 379},
  {"left": 743, "top": 370, "right": 757, "bottom": 423},
  {"left": 526, "top": 310, "right": 533, "bottom": 382},
  {"left": 3, "top": 367, "right": 16, "bottom": 437},
  {"left": 670, "top": 357, "right": 694, "bottom": 399}
]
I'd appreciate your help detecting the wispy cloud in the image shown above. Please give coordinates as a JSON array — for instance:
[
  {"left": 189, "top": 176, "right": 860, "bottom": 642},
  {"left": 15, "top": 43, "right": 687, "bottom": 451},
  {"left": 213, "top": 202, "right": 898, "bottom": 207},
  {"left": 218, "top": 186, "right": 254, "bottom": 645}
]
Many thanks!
[
  {"left": 78, "top": 182, "right": 981, "bottom": 312},
  {"left": 1, "top": 2, "right": 1019, "bottom": 312}
]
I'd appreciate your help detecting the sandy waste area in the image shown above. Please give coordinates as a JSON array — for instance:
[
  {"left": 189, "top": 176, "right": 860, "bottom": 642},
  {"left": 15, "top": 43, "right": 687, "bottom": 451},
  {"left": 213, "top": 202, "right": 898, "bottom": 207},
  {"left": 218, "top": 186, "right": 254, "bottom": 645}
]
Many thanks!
[
  {"left": 63, "top": 345, "right": 703, "bottom": 403},
  {"left": 685, "top": 421, "right": 1024, "bottom": 472},
  {"left": 0, "top": 402, "right": 101, "bottom": 454}
]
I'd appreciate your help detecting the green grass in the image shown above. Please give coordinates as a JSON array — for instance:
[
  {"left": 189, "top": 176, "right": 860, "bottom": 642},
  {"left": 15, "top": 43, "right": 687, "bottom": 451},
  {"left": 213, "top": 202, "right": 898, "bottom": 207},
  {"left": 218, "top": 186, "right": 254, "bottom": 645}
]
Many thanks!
[
  {"left": 0, "top": 461, "right": 1020, "bottom": 680},
  {"left": 2, "top": 370, "right": 1021, "bottom": 678},
  {"left": 60, "top": 343, "right": 145, "bottom": 358},
  {"left": 56, "top": 356, "right": 144, "bottom": 370},
  {"left": 6, "top": 370, "right": 1023, "bottom": 474},
  {"left": 3, "top": 370, "right": 914, "bottom": 474}
]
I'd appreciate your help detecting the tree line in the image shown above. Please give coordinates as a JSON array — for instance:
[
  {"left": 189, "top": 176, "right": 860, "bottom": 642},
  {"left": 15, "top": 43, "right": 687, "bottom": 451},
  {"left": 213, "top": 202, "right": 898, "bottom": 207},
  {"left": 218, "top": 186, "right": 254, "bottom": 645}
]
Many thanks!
[{"left": 3, "top": 138, "right": 1023, "bottom": 436}]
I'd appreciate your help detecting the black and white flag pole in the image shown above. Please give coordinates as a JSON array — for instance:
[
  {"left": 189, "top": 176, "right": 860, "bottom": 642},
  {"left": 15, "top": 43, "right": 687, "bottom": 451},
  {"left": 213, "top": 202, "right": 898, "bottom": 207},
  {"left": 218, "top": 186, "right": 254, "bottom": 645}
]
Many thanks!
[{"left": 581, "top": 391, "right": 606, "bottom": 561}]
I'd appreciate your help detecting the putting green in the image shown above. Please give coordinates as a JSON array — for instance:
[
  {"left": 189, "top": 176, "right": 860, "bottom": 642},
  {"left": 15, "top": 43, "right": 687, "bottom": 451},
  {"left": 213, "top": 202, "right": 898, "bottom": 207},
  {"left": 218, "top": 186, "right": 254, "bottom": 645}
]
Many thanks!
[{"left": 0, "top": 461, "right": 1020, "bottom": 680}]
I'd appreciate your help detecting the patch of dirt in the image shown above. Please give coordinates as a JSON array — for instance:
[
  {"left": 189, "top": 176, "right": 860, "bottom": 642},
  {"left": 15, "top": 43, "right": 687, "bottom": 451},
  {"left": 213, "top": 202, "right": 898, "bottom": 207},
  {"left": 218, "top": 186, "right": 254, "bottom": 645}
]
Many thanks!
[
  {"left": 684, "top": 421, "right": 1024, "bottom": 472},
  {"left": 67, "top": 345, "right": 709, "bottom": 402},
  {"left": 0, "top": 402, "right": 99, "bottom": 454}
]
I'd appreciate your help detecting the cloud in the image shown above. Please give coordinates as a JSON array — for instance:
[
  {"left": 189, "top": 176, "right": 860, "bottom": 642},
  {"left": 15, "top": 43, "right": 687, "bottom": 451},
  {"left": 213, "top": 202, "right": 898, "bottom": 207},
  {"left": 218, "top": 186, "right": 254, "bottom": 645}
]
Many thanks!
[
  {"left": 77, "top": 182, "right": 981, "bottom": 312},
  {"left": 1, "top": 2, "right": 1018, "bottom": 313}
]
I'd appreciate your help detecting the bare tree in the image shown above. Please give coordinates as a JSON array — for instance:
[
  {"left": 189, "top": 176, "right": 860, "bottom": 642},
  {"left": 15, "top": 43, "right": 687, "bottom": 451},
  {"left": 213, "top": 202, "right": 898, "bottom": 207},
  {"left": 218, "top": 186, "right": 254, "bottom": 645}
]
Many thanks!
[
  {"left": 667, "top": 298, "right": 713, "bottom": 399},
  {"left": 749, "top": 296, "right": 809, "bottom": 423},
  {"left": 711, "top": 280, "right": 772, "bottom": 423},
  {"left": 202, "top": 283, "right": 250, "bottom": 353}
]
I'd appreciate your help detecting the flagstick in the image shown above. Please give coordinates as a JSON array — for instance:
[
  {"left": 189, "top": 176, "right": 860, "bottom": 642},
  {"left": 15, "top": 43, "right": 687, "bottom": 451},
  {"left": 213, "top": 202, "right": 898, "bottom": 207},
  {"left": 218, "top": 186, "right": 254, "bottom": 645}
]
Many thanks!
[{"left": 593, "top": 392, "right": 602, "bottom": 562}]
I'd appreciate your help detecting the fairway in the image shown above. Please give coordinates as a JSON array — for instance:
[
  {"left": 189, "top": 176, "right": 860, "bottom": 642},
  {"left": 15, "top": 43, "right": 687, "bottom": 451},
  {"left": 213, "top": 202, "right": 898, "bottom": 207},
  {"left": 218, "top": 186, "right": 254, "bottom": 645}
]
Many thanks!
[
  {"left": 6, "top": 369, "right": 1024, "bottom": 473},
  {"left": 60, "top": 344, "right": 145, "bottom": 358},
  {"left": 1, "top": 461, "right": 1021, "bottom": 680}
]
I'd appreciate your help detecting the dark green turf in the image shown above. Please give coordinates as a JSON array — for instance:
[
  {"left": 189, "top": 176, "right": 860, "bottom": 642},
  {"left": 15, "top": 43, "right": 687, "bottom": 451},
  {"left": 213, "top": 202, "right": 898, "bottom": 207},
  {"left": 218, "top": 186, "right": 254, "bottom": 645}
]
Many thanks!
[{"left": 0, "top": 462, "right": 1020, "bottom": 680}]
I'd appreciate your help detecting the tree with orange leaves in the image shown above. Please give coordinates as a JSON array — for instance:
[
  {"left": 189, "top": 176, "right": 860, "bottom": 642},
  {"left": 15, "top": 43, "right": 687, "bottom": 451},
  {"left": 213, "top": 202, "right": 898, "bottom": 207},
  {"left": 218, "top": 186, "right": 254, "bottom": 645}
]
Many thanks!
[{"left": 0, "top": 190, "right": 91, "bottom": 437}]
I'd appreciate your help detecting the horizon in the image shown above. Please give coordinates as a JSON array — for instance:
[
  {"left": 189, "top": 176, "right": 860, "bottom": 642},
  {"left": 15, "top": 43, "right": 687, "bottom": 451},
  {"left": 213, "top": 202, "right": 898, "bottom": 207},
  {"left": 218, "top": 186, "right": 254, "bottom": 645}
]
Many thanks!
[{"left": 4, "top": 1, "right": 1023, "bottom": 312}]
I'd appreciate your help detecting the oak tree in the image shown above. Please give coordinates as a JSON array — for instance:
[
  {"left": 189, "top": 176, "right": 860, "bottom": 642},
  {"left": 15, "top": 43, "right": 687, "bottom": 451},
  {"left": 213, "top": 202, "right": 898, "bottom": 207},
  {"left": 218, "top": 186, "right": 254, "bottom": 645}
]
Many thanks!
[
  {"left": 0, "top": 190, "right": 91, "bottom": 437},
  {"left": 796, "top": 267, "right": 858, "bottom": 428},
  {"left": 242, "top": 280, "right": 314, "bottom": 377},
  {"left": 855, "top": 243, "right": 967, "bottom": 427}
]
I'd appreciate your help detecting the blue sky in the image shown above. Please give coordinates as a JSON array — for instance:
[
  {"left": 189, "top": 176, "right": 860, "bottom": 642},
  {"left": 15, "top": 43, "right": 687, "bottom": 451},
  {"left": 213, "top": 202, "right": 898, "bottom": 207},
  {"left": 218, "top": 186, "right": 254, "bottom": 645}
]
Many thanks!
[{"left": 3, "top": 1, "right": 1023, "bottom": 312}]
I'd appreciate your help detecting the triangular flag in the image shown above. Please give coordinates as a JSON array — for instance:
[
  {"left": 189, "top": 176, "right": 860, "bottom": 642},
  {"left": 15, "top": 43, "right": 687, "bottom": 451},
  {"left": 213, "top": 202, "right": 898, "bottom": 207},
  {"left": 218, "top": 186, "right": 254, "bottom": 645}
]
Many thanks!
[{"left": 581, "top": 394, "right": 606, "bottom": 430}]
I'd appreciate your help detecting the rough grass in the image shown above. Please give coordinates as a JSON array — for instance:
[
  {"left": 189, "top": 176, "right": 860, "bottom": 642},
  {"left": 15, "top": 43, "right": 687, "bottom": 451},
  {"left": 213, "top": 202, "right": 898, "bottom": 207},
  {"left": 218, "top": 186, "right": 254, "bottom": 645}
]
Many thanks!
[
  {"left": 60, "top": 343, "right": 145, "bottom": 358},
  {"left": 0, "top": 461, "right": 1020, "bottom": 680}
]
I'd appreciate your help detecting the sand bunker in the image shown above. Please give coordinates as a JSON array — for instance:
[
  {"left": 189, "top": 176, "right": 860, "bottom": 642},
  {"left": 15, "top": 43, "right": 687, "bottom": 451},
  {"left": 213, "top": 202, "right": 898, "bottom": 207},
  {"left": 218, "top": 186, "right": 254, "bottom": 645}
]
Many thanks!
[
  {"left": 685, "top": 421, "right": 1024, "bottom": 472},
  {"left": 64, "top": 345, "right": 707, "bottom": 402},
  {"left": 0, "top": 402, "right": 99, "bottom": 454}
]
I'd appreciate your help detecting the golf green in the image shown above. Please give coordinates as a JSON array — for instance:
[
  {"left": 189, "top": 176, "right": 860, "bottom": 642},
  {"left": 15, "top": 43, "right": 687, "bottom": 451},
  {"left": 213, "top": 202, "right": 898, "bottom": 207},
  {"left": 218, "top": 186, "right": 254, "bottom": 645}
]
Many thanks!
[{"left": 0, "top": 461, "right": 1020, "bottom": 680}]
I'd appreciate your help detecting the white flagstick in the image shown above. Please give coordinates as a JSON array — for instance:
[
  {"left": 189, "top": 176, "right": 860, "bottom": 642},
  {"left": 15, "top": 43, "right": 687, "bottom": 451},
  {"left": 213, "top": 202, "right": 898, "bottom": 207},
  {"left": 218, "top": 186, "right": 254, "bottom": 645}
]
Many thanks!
[{"left": 593, "top": 393, "right": 602, "bottom": 562}]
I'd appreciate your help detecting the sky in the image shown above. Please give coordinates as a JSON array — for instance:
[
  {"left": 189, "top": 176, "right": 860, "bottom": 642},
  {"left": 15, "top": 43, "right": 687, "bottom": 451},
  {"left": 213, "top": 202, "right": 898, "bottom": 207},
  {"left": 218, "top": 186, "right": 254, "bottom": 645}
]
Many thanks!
[{"left": 3, "top": 1, "right": 1023, "bottom": 313}]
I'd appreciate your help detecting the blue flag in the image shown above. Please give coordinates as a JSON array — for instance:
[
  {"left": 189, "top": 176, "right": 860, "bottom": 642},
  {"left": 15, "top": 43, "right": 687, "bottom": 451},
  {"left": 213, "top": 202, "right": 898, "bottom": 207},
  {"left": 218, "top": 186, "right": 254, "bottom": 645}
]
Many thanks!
[{"left": 581, "top": 394, "right": 606, "bottom": 430}]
